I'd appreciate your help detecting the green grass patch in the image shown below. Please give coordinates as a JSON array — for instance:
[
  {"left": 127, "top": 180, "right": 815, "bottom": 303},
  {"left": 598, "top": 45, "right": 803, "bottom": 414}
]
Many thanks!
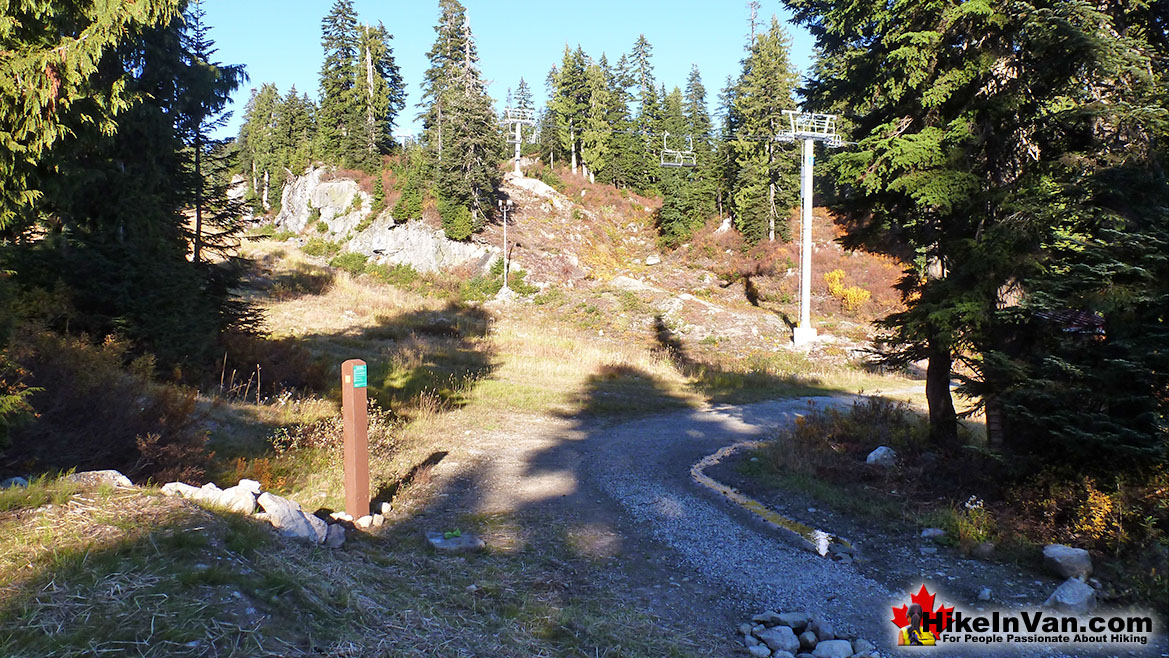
[
  {"left": 328, "top": 251, "right": 368, "bottom": 275},
  {"left": 302, "top": 238, "right": 342, "bottom": 257}
]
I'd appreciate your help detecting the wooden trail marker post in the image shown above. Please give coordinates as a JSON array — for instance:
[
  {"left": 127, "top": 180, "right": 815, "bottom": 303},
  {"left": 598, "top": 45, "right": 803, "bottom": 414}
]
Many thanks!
[{"left": 341, "top": 359, "right": 370, "bottom": 519}]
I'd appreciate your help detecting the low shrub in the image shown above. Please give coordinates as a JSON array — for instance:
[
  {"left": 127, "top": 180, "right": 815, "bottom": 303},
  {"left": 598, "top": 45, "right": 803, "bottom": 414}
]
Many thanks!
[
  {"left": 367, "top": 263, "right": 421, "bottom": 287},
  {"left": 3, "top": 329, "right": 208, "bottom": 483},
  {"left": 302, "top": 238, "right": 341, "bottom": 257},
  {"left": 328, "top": 252, "right": 368, "bottom": 275}
]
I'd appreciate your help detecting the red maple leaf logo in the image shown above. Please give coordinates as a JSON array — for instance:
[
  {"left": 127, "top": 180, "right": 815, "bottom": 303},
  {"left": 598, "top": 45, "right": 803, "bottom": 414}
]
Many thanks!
[{"left": 891, "top": 585, "right": 955, "bottom": 636}]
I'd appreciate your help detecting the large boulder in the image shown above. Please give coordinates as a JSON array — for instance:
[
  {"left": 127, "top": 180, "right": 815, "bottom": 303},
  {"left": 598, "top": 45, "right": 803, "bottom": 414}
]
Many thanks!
[
  {"left": 756, "top": 626, "right": 800, "bottom": 654},
  {"left": 275, "top": 166, "right": 372, "bottom": 235},
  {"left": 214, "top": 485, "right": 257, "bottom": 515},
  {"left": 811, "top": 639, "right": 854, "bottom": 658},
  {"left": 1043, "top": 544, "right": 1093, "bottom": 579},
  {"left": 865, "top": 446, "right": 897, "bottom": 467},
  {"left": 347, "top": 218, "right": 498, "bottom": 274},
  {"left": 1044, "top": 577, "right": 1097, "bottom": 615},
  {"left": 257, "top": 492, "right": 322, "bottom": 544}
]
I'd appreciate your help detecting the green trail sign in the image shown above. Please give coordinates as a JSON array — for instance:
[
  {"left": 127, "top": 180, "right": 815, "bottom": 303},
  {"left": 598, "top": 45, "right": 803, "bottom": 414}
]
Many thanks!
[{"left": 352, "top": 364, "right": 367, "bottom": 389}]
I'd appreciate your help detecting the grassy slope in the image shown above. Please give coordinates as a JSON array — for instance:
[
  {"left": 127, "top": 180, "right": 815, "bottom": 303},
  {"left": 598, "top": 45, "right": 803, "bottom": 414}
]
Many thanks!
[{"left": 2, "top": 199, "right": 924, "bottom": 655}]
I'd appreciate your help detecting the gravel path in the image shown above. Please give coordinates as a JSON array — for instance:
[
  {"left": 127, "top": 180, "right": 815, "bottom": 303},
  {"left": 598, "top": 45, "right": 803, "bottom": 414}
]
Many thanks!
[
  {"left": 579, "top": 398, "right": 1166, "bottom": 657},
  {"left": 580, "top": 397, "right": 903, "bottom": 645}
]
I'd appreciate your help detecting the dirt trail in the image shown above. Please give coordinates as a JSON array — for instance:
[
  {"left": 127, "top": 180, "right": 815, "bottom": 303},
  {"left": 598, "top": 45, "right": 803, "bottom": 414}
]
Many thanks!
[{"left": 416, "top": 395, "right": 1166, "bottom": 658}]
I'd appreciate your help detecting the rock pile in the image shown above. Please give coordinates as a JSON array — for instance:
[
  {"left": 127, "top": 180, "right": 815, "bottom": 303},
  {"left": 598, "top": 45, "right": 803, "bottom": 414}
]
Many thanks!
[
  {"left": 739, "top": 610, "right": 879, "bottom": 657},
  {"left": 161, "top": 477, "right": 389, "bottom": 549},
  {"left": 1042, "top": 544, "right": 1097, "bottom": 615}
]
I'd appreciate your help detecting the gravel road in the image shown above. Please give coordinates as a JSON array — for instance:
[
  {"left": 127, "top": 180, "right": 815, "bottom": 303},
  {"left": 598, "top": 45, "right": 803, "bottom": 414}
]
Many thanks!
[{"left": 578, "top": 397, "right": 1167, "bottom": 657}]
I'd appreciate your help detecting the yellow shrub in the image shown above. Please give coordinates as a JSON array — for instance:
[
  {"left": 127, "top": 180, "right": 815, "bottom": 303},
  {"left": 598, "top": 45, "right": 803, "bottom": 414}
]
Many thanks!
[{"left": 824, "top": 269, "right": 871, "bottom": 312}]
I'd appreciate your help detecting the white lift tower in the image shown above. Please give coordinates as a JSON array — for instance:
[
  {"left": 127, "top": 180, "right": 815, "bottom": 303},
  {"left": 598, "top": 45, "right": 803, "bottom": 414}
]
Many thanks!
[
  {"left": 776, "top": 111, "right": 844, "bottom": 346},
  {"left": 500, "top": 107, "right": 537, "bottom": 175}
]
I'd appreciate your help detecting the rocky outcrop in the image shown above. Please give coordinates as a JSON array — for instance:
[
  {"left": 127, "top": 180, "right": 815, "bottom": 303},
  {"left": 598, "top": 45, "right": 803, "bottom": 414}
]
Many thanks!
[
  {"left": 274, "top": 166, "right": 374, "bottom": 235},
  {"left": 347, "top": 217, "right": 498, "bottom": 274}
]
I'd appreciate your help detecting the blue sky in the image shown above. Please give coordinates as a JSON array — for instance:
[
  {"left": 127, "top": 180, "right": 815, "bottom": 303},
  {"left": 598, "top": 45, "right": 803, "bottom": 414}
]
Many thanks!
[{"left": 200, "top": 0, "right": 815, "bottom": 140}]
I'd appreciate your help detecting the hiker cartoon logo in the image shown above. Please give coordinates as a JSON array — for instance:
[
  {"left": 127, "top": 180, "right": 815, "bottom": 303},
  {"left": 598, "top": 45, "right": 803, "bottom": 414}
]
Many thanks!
[{"left": 892, "top": 585, "right": 954, "bottom": 646}]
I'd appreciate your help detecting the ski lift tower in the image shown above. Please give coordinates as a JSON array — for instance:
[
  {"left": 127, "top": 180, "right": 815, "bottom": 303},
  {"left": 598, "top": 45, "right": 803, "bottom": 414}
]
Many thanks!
[
  {"left": 501, "top": 108, "right": 537, "bottom": 176},
  {"left": 777, "top": 110, "right": 844, "bottom": 346}
]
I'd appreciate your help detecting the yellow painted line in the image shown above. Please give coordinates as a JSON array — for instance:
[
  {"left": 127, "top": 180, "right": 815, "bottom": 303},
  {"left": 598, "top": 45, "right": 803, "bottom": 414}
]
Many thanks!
[{"left": 690, "top": 441, "right": 853, "bottom": 557}]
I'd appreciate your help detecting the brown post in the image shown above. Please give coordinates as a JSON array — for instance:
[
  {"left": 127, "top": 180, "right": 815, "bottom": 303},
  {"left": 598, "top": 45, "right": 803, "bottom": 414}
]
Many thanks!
[{"left": 341, "top": 359, "right": 370, "bottom": 519}]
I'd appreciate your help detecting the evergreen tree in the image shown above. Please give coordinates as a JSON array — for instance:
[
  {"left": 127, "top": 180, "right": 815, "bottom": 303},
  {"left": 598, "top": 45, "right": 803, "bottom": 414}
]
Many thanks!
[
  {"left": 580, "top": 60, "right": 612, "bottom": 183},
  {"left": 318, "top": 0, "right": 360, "bottom": 164},
  {"left": 728, "top": 16, "right": 798, "bottom": 244},
  {"left": 238, "top": 83, "right": 280, "bottom": 210},
  {"left": 514, "top": 77, "right": 533, "bottom": 111},
  {"left": 785, "top": 0, "right": 1169, "bottom": 452},
  {"left": 682, "top": 65, "right": 717, "bottom": 227},
  {"left": 629, "top": 36, "right": 660, "bottom": 192},
  {"left": 419, "top": 0, "right": 471, "bottom": 163},
  {"left": 177, "top": 0, "right": 247, "bottom": 263},
  {"left": 551, "top": 46, "right": 587, "bottom": 175},
  {"left": 420, "top": 0, "right": 502, "bottom": 237},
  {"left": 605, "top": 54, "right": 643, "bottom": 189},
  {"left": 355, "top": 21, "right": 405, "bottom": 165},
  {"left": 0, "top": 0, "right": 182, "bottom": 235},
  {"left": 656, "top": 87, "right": 692, "bottom": 244}
]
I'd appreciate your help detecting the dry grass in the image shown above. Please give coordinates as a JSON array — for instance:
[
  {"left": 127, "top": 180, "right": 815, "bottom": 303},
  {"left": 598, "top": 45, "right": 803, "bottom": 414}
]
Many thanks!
[{"left": 0, "top": 480, "right": 716, "bottom": 657}]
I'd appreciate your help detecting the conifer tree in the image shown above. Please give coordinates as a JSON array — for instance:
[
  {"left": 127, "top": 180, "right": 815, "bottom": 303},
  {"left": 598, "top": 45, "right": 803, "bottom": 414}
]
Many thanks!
[
  {"left": 238, "top": 84, "right": 281, "bottom": 210},
  {"left": 355, "top": 22, "right": 405, "bottom": 165},
  {"left": 178, "top": 0, "right": 247, "bottom": 263},
  {"left": 580, "top": 61, "right": 613, "bottom": 183},
  {"left": 318, "top": 0, "right": 363, "bottom": 164},
  {"left": 0, "top": 0, "right": 182, "bottom": 235},
  {"left": 629, "top": 36, "right": 660, "bottom": 192},
  {"left": 728, "top": 16, "right": 798, "bottom": 244},
  {"left": 682, "top": 65, "right": 717, "bottom": 226},
  {"left": 785, "top": 0, "right": 1169, "bottom": 452},
  {"left": 656, "top": 87, "right": 692, "bottom": 244},
  {"left": 420, "top": 0, "right": 502, "bottom": 237},
  {"left": 605, "top": 54, "right": 642, "bottom": 189},
  {"left": 551, "top": 46, "right": 588, "bottom": 175}
]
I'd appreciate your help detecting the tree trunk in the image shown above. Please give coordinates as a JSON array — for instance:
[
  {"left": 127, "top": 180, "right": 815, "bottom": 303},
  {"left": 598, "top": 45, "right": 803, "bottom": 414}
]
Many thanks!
[
  {"left": 262, "top": 169, "right": 271, "bottom": 212},
  {"left": 925, "top": 337, "right": 958, "bottom": 444},
  {"left": 366, "top": 32, "right": 375, "bottom": 155},
  {"left": 767, "top": 140, "right": 775, "bottom": 242},
  {"left": 193, "top": 133, "right": 203, "bottom": 264},
  {"left": 570, "top": 122, "right": 577, "bottom": 175}
]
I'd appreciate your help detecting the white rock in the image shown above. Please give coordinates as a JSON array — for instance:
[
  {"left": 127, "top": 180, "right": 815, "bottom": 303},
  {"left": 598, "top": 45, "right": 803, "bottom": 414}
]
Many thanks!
[
  {"left": 305, "top": 512, "right": 328, "bottom": 544},
  {"left": 237, "top": 479, "right": 262, "bottom": 495},
  {"left": 378, "top": 502, "right": 392, "bottom": 516},
  {"left": 1043, "top": 544, "right": 1093, "bottom": 579},
  {"left": 865, "top": 445, "right": 897, "bottom": 467},
  {"left": 355, "top": 515, "right": 374, "bottom": 529},
  {"left": 755, "top": 625, "right": 800, "bottom": 653},
  {"left": 746, "top": 645, "right": 770, "bottom": 658},
  {"left": 347, "top": 218, "right": 498, "bottom": 274},
  {"left": 64, "top": 470, "right": 132, "bottom": 488},
  {"left": 921, "top": 527, "right": 946, "bottom": 540},
  {"left": 371, "top": 513, "right": 385, "bottom": 527},
  {"left": 1044, "top": 577, "right": 1097, "bottom": 615},
  {"left": 215, "top": 486, "right": 257, "bottom": 514},
  {"left": 257, "top": 492, "right": 318, "bottom": 542},
  {"left": 812, "top": 639, "right": 854, "bottom": 658},
  {"left": 329, "top": 511, "right": 353, "bottom": 522},
  {"left": 645, "top": 254, "right": 661, "bottom": 266},
  {"left": 161, "top": 482, "right": 200, "bottom": 497}
]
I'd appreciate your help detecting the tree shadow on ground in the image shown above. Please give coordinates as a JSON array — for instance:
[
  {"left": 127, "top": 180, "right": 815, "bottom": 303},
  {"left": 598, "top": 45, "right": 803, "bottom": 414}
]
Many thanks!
[{"left": 651, "top": 315, "right": 841, "bottom": 405}]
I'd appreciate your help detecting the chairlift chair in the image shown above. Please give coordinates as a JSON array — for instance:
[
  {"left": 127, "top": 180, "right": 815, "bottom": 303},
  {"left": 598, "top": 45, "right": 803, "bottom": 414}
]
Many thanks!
[{"left": 659, "top": 132, "right": 697, "bottom": 168}]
